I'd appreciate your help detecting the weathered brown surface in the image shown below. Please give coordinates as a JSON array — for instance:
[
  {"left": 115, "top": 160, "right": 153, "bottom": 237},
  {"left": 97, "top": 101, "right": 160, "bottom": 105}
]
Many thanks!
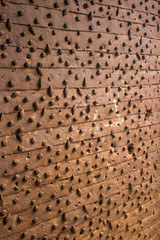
[{"left": 0, "top": 0, "right": 160, "bottom": 239}]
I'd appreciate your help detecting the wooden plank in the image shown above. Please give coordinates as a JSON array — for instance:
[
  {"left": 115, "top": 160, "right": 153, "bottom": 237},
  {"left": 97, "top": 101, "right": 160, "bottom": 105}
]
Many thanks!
[
  {"left": 0, "top": 3, "right": 159, "bottom": 39},
  {"left": 109, "top": 211, "right": 160, "bottom": 240},
  {"left": 0, "top": 109, "right": 159, "bottom": 155},
  {"left": 0, "top": 98, "right": 159, "bottom": 137},
  {"left": 1, "top": 133, "right": 159, "bottom": 196},
  {"left": 1, "top": 45, "right": 160, "bottom": 69},
  {"left": 0, "top": 169, "right": 159, "bottom": 238},
  {"left": 0, "top": 85, "right": 159, "bottom": 114},
  {"left": 75, "top": 196, "right": 160, "bottom": 240},
  {"left": 1, "top": 22, "right": 159, "bottom": 56},
  {"left": 0, "top": 65, "right": 160, "bottom": 91},
  {"left": 7, "top": 0, "right": 160, "bottom": 16},
  {"left": 49, "top": 195, "right": 160, "bottom": 240},
  {"left": 1, "top": 149, "right": 159, "bottom": 214}
]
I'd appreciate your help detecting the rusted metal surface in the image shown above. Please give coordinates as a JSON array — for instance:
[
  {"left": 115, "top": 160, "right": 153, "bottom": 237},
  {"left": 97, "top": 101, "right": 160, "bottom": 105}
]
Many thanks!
[{"left": 0, "top": 0, "right": 160, "bottom": 239}]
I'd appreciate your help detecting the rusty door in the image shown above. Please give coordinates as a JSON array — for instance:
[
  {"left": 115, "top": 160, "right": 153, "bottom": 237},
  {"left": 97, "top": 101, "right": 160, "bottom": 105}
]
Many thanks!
[{"left": 0, "top": 0, "right": 160, "bottom": 239}]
